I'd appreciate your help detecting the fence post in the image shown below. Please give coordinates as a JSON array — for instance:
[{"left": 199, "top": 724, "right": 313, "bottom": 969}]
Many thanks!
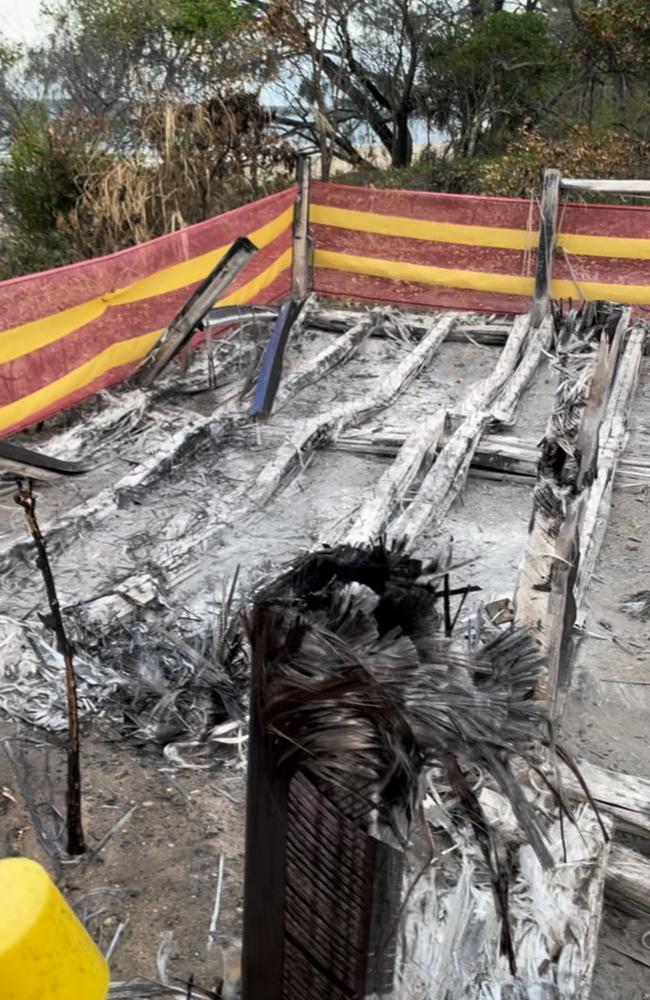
[
  {"left": 291, "top": 153, "right": 312, "bottom": 301},
  {"left": 531, "top": 168, "right": 561, "bottom": 327}
]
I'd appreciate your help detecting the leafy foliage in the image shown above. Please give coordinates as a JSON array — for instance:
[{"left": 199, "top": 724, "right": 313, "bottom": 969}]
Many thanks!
[
  {"left": 1, "top": 0, "right": 650, "bottom": 276},
  {"left": 424, "top": 11, "right": 560, "bottom": 156},
  {"left": 577, "top": 0, "right": 650, "bottom": 80},
  {"left": 479, "top": 125, "right": 650, "bottom": 198}
]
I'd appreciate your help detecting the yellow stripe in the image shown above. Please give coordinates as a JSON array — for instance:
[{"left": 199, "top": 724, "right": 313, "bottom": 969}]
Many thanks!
[
  {"left": 316, "top": 248, "right": 650, "bottom": 305},
  {"left": 557, "top": 231, "right": 650, "bottom": 260},
  {"left": 0, "top": 252, "right": 292, "bottom": 432},
  {"left": 315, "top": 249, "right": 533, "bottom": 297},
  {"left": 0, "top": 330, "right": 162, "bottom": 433},
  {"left": 310, "top": 203, "right": 535, "bottom": 251},
  {"left": 311, "top": 202, "right": 650, "bottom": 260},
  {"left": 218, "top": 247, "right": 291, "bottom": 306},
  {"left": 0, "top": 207, "right": 292, "bottom": 367},
  {"left": 110, "top": 206, "right": 293, "bottom": 306}
]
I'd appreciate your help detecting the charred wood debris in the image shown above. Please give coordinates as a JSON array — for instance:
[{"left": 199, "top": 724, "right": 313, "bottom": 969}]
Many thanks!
[{"left": 1, "top": 296, "right": 649, "bottom": 997}]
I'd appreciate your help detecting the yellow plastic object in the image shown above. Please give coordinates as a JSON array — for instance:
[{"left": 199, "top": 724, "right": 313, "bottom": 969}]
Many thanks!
[{"left": 0, "top": 857, "right": 110, "bottom": 1000}]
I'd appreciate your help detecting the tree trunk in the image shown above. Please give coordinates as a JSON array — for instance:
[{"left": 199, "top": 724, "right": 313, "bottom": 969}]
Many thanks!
[{"left": 391, "top": 110, "right": 413, "bottom": 167}]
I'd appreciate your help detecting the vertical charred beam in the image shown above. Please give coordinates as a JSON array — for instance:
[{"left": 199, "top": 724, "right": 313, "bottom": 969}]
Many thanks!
[
  {"left": 531, "top": 169, "right": 561, "bottom": 328},
  {"left": 292, "top": 153, "right": 312, "bottom": 301},
  {"left": 241, "top": 609, "right": 290, "bottom": 1000},
  {"left": 14, "top": 479, "right": 85, "bottom": 856}
]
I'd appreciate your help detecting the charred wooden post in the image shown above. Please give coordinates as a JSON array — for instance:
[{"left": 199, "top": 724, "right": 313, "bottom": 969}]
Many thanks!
[
  {"left": 138, "top": 236, "right": 257, "bottom": 387},
  {"left": 241, "top": 564, "right": 405, "bottom": 1000},
  {"left": 514, "top": 303, "right": 646, "bottom": 710},
  {"left": 291, "top": 153, "right": 312, "bottom": 301},
  {"left": 530, "top": 168, "right": 561, "bottom": 328}
]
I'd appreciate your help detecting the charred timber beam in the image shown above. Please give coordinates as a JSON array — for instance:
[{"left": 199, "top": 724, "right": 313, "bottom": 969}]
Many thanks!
[
  {"left": 309, "top": 309, "right": 512, "bottom": 346},
  {"left": 274, "top": 308, "right": 384, "bottom": 413},
  {"left": 138, "top": 236, "right": 257, "bottom": 388},
  {"left": 390, "top": 314, "right": 552, "bottom": 548},
  {"left": 251, "top": 312, "right": 461, "bottom": 507}
]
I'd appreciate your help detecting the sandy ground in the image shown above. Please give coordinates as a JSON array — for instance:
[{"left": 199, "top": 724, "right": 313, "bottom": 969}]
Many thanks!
[{"left": 0, "top": 307, "right": 648, "bottom": 996}]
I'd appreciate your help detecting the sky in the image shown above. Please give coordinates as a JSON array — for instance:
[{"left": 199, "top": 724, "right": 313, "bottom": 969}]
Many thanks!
[{"left": 0, "top": 0, "right": 45, "bottom": 43}]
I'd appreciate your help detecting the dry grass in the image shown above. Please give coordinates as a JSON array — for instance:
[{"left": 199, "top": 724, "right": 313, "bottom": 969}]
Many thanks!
[{"left": 61, "top": 93, "right": 295, "bottom": 257}]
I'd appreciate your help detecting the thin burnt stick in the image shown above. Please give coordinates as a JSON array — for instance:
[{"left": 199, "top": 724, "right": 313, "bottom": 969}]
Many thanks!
[{"left": 14, "top": 478, "right": 86, "bottom": 855}]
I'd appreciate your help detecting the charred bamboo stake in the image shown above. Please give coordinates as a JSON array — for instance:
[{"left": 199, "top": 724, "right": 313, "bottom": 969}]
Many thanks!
[{"left": 14, "top": 479, "right": 85, "bottom": 855}]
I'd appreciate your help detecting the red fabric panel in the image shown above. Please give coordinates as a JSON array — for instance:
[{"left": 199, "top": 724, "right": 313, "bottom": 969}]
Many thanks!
[
  {"left": 316, "top": 224, "right": 528, "bottom": 275},
  {"left": 0, "top": 187, "right": 296, "bottom": 329},
  {"left": 1, "top": 268, "right": 291, "bottom": 438},
  {"left": 313, "top": 268, "right": 529, "bottom": 316},
  {"left": 0, "top": 227, "right": 292, "bottom": 410},
  {"left": 311, "top": 181, "right": 535, "bottom": 230},
  {"left": 559, "top": 200, "right": 650, "bottom": 238},
  {"left": 553, "top": 252, "right": 650, "bottom": 289}
]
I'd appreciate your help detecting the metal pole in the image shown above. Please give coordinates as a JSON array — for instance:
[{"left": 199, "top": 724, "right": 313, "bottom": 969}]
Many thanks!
[{"left": 531, "top": 168, "right": 561, "bottom": 328}]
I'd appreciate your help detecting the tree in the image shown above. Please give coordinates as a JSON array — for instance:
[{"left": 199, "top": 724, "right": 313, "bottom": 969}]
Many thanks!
[
  {"left": 263, "top": 0, "right": 443, "bottom": 172},
  {"left": 29, "top": 0, "right": 261, "bottom": 126},
  {"left": 0, "top": 0, "right": 291, "bottom": 275},
  {"left": 423, "top": 9, "right": 559, "bottom": 157}
]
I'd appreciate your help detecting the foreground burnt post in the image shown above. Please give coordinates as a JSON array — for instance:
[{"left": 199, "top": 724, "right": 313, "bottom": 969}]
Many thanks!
[
  {"left": 241, "top": 543, "right": 567, "bottom": 997},
  {"left": 15, "top": 479, "right": 86, "bottom": 856},
  {"left": 242, "top": 585, "right": 403, "bottom": 1000}
]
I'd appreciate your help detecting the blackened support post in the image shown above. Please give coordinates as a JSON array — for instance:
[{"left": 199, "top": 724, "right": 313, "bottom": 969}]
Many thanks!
[
  {"left": 292, "top": 153, "right": 312, "bottom": 301},
  {"left": 531, "top": 168, "right": 561, "bottom": 328},
  {"left": 241, "top": 612, "right": 290, "bottom": 1000}
]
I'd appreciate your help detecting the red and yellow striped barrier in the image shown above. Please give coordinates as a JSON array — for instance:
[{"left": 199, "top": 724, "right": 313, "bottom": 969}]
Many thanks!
[
  {"left": 0, "top": 187, "right": 295, "bottom": 437},
  {"left": 310, "top": 182, "right": 650, "bottom": 316},
  {"left": 2, "top": 179, "right": 649, "bottom": 437}
]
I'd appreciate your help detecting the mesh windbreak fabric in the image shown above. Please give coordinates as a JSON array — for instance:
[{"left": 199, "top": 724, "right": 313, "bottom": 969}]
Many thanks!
[
  {"left": 310, "top": 181, "right": 650, "bottom": 317},
  {"left": 3, "top": 179, "right": 650, "bottom": 436},
  {"left": 0, "top": 187, "right": 296, "bottom": 436}
]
